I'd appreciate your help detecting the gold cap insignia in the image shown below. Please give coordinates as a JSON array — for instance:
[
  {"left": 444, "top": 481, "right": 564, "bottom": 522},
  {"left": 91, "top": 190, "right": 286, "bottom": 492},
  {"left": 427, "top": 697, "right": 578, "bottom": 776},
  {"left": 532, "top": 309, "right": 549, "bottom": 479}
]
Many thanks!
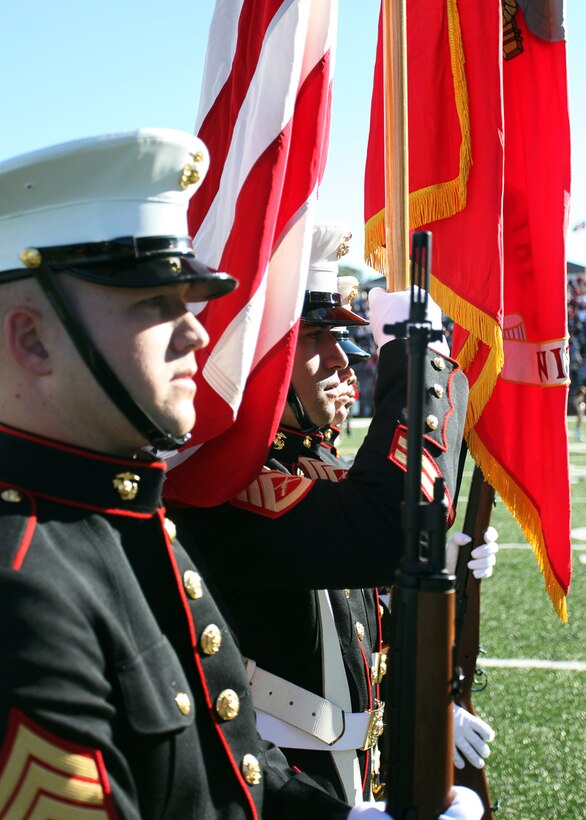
[
  {"left": 180, "top": 151, "right": 204, "bottom": 190},
  {"left": 112, "top": 472, "right": 140, "bottom": 501},
  {"left": 336, "top": 232, "right": 352, "bottom": 260},
  {"left": 169, "top": 257, "right": 182, "bottom": 273}
]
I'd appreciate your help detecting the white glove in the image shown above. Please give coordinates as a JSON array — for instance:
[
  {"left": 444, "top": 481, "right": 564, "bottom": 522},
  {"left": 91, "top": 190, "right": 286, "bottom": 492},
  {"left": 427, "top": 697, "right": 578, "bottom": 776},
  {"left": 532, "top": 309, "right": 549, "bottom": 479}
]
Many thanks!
[
  {"left": 453, "top": 703, "right": 495, "bottom": 769},
  {"left": 368, "top": 286, "right": 449, "bottom": 356},
  {"left": 440, "top": 786, "right": 484, "bottom": 820},
  {"left": 348, "top": 785, "right": 484, "bottom": 820},
  {"left": 445, "top": 527, "right": 499, "bottom": 579},
  {"left": 347, "top": 804, "right": 388, "bottom": 818}
]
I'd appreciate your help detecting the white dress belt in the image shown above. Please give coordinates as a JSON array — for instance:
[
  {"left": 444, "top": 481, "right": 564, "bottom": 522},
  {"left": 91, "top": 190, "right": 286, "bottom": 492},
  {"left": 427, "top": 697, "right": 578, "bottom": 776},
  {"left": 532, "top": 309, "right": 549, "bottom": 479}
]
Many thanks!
[{"left": 246, "top": 659, "right": 382, "bottom": 752}]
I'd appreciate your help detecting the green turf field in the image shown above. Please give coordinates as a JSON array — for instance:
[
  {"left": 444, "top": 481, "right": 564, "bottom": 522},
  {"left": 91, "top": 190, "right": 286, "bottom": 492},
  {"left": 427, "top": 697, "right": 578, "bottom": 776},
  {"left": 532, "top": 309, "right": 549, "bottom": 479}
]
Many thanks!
[{"left": 340, "top": 417, "right": 586, "bottom": 818}]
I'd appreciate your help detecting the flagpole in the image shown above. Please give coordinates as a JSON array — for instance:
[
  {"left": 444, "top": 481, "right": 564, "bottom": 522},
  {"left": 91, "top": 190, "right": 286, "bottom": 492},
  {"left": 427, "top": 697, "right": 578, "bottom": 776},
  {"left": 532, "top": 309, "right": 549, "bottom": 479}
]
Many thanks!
[{"left": 382, "top": 0, "right": 409, "bottom": 291}]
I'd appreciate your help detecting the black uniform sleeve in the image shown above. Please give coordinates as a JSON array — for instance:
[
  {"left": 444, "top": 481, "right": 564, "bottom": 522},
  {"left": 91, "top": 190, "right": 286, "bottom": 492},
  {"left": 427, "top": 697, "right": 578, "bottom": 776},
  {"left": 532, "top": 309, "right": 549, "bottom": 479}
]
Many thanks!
[
  {"left": 171, "top": 339, "right": 469, "bottom": 592},
  {"left": 0, "top": 568, "right": 138, "bottom": 819}
]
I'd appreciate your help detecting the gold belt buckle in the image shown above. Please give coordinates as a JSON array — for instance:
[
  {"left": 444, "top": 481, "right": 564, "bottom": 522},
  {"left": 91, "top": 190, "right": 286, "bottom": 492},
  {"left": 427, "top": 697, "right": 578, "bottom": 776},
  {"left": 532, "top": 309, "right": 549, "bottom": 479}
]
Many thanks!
[{"left": 362, "top": 700, "right": 385, "bottom": 750}]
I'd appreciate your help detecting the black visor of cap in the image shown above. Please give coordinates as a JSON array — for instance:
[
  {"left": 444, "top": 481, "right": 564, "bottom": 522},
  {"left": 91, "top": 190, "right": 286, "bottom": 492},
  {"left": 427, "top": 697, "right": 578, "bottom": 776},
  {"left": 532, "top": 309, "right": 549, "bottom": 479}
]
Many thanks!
[
  {"left": 2, "top": 235, "right": 238, "bottom": 301},
  {"left": 332, "top": 332, "right": 371, "bottom": 364},
  {"left": 302, "top": 291, "right": 368, "bottom": 327}
]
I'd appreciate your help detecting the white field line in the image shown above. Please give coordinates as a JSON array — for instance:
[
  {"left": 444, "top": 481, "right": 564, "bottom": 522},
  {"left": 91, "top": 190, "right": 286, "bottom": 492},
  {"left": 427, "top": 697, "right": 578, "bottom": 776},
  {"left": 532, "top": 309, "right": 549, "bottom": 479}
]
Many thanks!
[{"left": 481, "top": 658, "right": 586, "bottom": 671}]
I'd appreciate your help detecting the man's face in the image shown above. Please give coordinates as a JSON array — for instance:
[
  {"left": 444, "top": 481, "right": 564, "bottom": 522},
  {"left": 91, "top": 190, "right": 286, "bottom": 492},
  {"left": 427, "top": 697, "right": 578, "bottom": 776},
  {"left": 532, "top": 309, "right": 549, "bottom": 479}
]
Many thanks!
[
  {"left": 53, "top": 277, "right": 210, "bottom": 454},
  {"left": 288, "top": 323, "right": 349, "bottom": 428}
]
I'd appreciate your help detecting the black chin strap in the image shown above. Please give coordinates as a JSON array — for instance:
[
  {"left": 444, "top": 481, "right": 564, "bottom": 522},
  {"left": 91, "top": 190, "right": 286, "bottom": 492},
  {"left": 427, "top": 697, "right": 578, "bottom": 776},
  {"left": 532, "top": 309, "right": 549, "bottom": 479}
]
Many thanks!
[
  {"left": 286, "top": 385, "right": 320, "bottom": 434},
  {"left": 33, "top": 265, "right": 190, "bottom": 451}
]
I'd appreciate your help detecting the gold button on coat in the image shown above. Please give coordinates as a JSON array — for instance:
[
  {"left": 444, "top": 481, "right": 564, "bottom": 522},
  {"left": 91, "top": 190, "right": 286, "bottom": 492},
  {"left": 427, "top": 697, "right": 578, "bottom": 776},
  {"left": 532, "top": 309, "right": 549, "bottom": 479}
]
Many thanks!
[
  {"left": 201, "top": 624, "right": 222, "bottom": 655},
  {"left": 1, "top": 489, "right": 22, "bottom": 503},
  {"left": 344, "top": 589, "right": 351, "bottom": 599},
  {"left": 163, "top": 517, "right": 177, "bottom": 543},
  {"left": 432, "top": 383, "right": 444, "bottom": 398},
  {"left": 432, "top": 356, "right": 446, "bottom": 371},
  {"left": 175, "top": 692, "right": 192, "bottom": 715},
  {"left": 241, "top": 753, "right": 262, "bottom": 785},
  {"left": 426, "top": 414, "right": 439, "bottom": 431},
  {"left": 216, "top": 689, "right": 240, "bottom": 720},
  {"left": 355, "top": 621, "right": 365, "bottom": 641},
  {"left": 303, "top": 435, "right": 312, "bottom": 448},
  {"left": 184, "top": 570, "right": 203, "bottom": 600}
]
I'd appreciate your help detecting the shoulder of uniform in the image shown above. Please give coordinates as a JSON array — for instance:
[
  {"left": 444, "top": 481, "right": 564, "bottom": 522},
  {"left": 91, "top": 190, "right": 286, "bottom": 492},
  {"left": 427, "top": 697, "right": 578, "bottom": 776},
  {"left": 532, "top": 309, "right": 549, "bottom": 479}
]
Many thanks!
[
  {"left": 0, "top": 708, "right": 116, "bottom": 817},
  {"left": 230, "top": 468, "right": 314, "bottom": 518},
  {"left": 0, "top": 486, "right": 37, "bottom": 570}
]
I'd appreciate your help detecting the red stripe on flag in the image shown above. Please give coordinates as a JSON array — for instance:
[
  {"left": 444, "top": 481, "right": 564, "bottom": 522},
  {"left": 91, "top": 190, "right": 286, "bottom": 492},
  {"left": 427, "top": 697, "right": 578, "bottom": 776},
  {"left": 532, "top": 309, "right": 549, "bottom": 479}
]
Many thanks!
[
  {"left": 189, "top": 0, "right": 285, "bottom": 236},
  {"left": 165, "top": 0, "right": 337, "bottom": 507}
]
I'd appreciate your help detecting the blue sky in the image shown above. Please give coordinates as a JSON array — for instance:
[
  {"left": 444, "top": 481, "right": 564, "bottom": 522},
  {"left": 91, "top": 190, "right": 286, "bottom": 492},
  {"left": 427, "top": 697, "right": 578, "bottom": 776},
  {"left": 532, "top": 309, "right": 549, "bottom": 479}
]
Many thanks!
[{"left": 1, "top": 1, "right": 584, "bottom": 267}]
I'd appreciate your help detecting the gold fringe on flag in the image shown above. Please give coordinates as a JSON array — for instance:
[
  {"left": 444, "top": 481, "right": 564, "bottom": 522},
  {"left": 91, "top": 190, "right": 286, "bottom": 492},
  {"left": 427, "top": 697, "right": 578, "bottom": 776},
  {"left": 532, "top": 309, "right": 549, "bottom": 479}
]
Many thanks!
[
  {"left": 467, "top": 428, "right": 568, "bottom": 622},
  {"left": 430, "top": 277, "right": 504, "bottom": 433}
]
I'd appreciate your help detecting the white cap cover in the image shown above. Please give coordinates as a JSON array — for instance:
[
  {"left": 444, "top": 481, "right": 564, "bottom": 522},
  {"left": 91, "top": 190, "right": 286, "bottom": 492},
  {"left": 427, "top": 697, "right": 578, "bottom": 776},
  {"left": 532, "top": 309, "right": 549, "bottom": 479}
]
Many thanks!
[
  {"left": 0, "top": 128, "right": 210, "bottom": 274},
  {"left": 306, "top": 222, "right": 352, "bottom": 292}
]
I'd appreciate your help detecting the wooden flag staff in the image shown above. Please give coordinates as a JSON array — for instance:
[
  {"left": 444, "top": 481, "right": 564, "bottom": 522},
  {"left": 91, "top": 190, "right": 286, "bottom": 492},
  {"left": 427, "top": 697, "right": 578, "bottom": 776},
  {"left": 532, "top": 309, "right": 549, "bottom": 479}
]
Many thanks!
[{"left": 382, "top": 0, "right": 410, "bottom": 291}]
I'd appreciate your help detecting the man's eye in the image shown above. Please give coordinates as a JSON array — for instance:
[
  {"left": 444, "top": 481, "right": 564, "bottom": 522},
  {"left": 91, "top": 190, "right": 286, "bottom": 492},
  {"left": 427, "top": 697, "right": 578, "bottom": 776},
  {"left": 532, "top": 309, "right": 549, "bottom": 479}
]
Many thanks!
[{"left": 141, "top": 296, "right": 165, "bottom": 308}]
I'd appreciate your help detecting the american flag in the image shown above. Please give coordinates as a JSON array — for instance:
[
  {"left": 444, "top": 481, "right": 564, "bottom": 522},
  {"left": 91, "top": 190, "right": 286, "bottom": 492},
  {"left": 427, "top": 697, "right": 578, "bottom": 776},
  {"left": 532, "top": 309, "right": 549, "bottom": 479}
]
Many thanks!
[{"left": 165, "top": 0, "right": 338, "bottom": 506}]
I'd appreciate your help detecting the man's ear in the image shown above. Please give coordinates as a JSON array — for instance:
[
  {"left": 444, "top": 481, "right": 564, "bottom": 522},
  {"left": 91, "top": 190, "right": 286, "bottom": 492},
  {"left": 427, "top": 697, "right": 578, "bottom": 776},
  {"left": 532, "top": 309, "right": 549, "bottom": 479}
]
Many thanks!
[{"left": 4, "top": 307, "right": 52, "bottom": 375}]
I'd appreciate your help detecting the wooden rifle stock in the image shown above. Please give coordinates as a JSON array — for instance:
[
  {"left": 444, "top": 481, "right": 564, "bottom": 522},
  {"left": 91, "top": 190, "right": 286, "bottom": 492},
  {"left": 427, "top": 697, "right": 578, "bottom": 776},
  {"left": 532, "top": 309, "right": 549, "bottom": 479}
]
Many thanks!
[
  {"left": 453, "top": 464, "right": 497, "bottom": 818},
  {"left": 384, "top": 232, "right": 454, "bottom": 818}
]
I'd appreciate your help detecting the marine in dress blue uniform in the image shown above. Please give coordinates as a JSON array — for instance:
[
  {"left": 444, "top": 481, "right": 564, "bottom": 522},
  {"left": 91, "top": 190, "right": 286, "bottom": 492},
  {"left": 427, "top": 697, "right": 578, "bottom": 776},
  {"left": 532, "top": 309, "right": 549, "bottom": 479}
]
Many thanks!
[
  {"left": 170, "top": 224, "right": 470, "bottom": 805},
  {"left": 0, "top": 133, "right": 353, "bottom": 820}
]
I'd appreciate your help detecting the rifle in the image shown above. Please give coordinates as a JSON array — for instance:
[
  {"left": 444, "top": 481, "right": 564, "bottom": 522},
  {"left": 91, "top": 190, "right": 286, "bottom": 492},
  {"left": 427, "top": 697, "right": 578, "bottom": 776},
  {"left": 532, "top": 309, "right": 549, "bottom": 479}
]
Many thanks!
[
  {"left": 453, "top": 463, "right": 498, "bottom": 818},
  {"left": 384, "top": 230, "right": 455, "bottom": 819}
]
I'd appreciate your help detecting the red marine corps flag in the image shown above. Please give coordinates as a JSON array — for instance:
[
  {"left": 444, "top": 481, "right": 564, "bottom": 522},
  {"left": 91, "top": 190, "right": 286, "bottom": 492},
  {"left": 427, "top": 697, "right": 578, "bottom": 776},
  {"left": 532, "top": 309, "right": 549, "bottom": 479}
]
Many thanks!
[
  {"left": 364, "top": 0, "right": 572, "bottom": 619},
  {"left": 164, "top": 0, "right": 337, "bottom": 506}
]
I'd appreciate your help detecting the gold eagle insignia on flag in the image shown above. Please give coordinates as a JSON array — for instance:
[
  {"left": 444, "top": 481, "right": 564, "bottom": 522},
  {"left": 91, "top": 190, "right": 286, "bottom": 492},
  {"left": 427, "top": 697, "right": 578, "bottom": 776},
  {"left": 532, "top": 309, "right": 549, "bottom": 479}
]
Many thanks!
[
  {"left": 0, "top": 709, "right": 114, "bottom": 819},
  {"left": 230, "top": 468, "right": 313, "bottom": 518}
]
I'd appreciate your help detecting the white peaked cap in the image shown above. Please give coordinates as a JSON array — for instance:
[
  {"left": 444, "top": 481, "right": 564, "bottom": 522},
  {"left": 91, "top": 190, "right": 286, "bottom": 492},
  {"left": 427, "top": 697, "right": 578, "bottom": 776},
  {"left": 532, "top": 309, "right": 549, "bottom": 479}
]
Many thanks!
[
  {"left": 336, "top": 275, "right": 360, "bottom": 307},
  {"left": 0, "top": 128, "right": 210, "bottom": 274},
  {"left": 307, "top": 222, "right": 352, "bottom": 292}
]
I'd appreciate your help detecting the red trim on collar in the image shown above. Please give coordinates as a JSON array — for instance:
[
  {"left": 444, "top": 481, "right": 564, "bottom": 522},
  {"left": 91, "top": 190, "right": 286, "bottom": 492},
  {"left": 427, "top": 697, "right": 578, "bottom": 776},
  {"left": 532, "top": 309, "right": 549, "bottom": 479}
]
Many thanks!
[
  {"left": 6, "top": 489, "right": 38, "bottom": 571},
  {"left": 0, "top": 424, "right": 166, "bottom": 472},
  {"left": 0, "top": 480, "right": 156, "bottom": 519}
]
